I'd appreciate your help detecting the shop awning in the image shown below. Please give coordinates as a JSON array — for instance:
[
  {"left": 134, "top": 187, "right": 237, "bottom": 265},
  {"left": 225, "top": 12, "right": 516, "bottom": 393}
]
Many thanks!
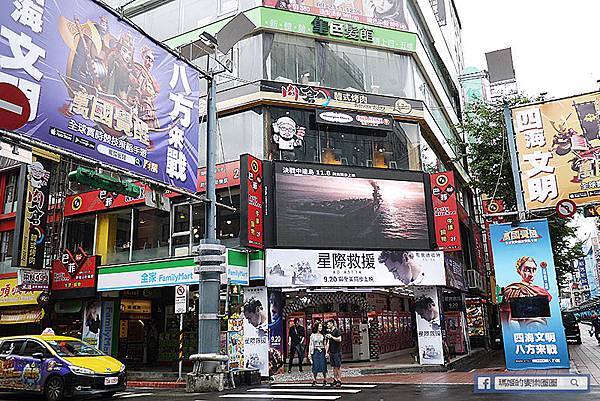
[{"left": 0, "top": 308, "right": 45, "bottom": 325}]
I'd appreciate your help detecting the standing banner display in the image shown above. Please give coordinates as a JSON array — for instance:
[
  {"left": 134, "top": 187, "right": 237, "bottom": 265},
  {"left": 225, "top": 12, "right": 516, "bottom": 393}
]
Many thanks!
[
  {"left": 0, "top": 0, "right": 201, "bottom": 193},
  {"left": 82, "top": 300, "right": 102, "bottom": 347},
  {"left": 99, "top": 301, "right": 115, "bottom": 355},
  {"left": 414, "top": 286, "right": 444, "bottom": 365},
  {"left": 268, "top": 290, "right": 284, "bottom": 376},
  {"left": 242, "top": 286, "right": 269, "bottom": 376},
  {"left": 489, "top": 219, "right": 569, "bottom": 370}
]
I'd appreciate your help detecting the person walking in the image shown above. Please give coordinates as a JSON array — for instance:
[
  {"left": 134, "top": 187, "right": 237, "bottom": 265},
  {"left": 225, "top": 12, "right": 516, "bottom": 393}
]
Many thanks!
[
  {"left": 288, "top": 318, "right": 305, "bottom": 372},
  {"left": 591, "top": 314, "right": 600, "bottom": 344},
  {"left": 326, "top": 320, "right": 343, "bottom": 387},
  {"left": 308, "top": 322, "right": 328, "bottom": 386}
]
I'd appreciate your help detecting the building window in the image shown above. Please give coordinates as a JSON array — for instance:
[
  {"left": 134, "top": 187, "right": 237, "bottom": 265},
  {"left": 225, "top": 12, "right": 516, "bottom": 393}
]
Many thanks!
[
  {"left": 105, "top": 209, "right": 133, "bottom": 265},
  {"left": 64, "top": 215, "right": 96, "bottom": 255},
  {"left": 132, "top": 209, "right": 170, "bottom": 262},
  {"left": 0, "top": 231, "right": 13, "bottom": 274},
  {"left": 3, "top": 171, "right": 18, "bottom": 214},
  {"left": 269, "top": 107, "right": 420, "bottom": 170}
]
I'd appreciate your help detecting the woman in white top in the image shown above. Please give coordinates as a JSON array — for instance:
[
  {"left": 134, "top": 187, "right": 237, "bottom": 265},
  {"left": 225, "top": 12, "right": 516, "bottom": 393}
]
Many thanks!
[{"left": 308, "top": 321, "right": 328, "bottom": 386}]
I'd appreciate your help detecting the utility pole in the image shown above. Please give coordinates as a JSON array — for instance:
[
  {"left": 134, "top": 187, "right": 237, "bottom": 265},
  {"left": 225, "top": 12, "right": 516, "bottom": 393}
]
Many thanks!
[{"left": 194, "top": 74, "right": 227, "bottom": 371}]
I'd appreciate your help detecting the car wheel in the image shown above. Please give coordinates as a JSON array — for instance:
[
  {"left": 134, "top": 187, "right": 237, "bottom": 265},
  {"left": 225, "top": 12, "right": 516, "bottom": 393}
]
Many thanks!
[{"left": 44, "top": 376, "right": 64, "bottom": 401}]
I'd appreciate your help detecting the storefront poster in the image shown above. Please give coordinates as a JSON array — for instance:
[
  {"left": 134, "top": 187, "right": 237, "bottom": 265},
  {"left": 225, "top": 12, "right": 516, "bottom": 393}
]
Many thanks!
[
  {"left": 430, "top": 172, "right": 460, "bottom": 250},
  {"left": 512, "top": 92, "right": 600, "bottom": 210},
  {"left": 13, "top": 156, "right": 52, "bottom": 269},
  {"left": 0, "top": 276, "right": 42, "bottom": 307},
  {"left": 414, "top": 286, "right": 444, "bottom": 365},
  {"left": 268, "top": 290, "right": 284, "bottom": 376},
  {"left": 240, "top": 154, "right": 264, "bottom": 249},
  {"left": 444, "top": 254, "right": 466, "bottom": 291},
  {"left": 0, "top": 0, "right": 200, "bottom": 193},
  {"left": 264, "top": 0, "right": 409, "bottom": 31},
  {"left": 489, "top": 219, "right": 569, "bottom": 370},
  {"left": 17, "top": 268, "right": 50, "bottom": 291},
  {"left": 242, "top": 286, "right": 269, "bottom": 376},
  {"left": 266, "top": 249, "right": 445, "bottom": 287},
  {"left": 51, "top": 250, "right": 99, "bottom": 298},
  {"left": 82, "top": 300, "right": 102, "bottom": 347},
  {"left": 274, "top": 161, "right": 432, "bottom": 250}
]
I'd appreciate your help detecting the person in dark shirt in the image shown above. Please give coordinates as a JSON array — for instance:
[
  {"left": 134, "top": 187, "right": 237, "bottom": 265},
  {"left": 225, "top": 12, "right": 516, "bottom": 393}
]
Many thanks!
[
  {"left": 326, "top": 319, "right": 343, "bottom": 387},
  {"left": 288, "top": 318, "right": 305, "bottom": 372},
  {"left": 592, "top": 314, "right": 600, "bottom": 344}
]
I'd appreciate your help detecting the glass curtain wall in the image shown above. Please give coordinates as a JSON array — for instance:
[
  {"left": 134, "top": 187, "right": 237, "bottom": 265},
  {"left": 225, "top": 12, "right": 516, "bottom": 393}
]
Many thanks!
[{"left": 268, "top": 107, "right": 421, "bottom": 171}]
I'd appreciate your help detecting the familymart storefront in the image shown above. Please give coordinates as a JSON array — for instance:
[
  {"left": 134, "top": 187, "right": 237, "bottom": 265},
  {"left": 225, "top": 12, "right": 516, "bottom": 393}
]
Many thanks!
[{"left": 94, "top": 250, "right": 261, "bottom": 368}]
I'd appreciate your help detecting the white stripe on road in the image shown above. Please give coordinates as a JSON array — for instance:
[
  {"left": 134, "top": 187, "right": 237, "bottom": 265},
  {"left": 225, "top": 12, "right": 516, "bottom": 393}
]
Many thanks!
[
  {"left": 0, "top": 98, "right": 23, "bottom": 115},
  {"left": 220, "top": 395, "right": 340, "bottom": 400},
  {"left": 119, "top": 393, "right": 154, "bottom": 398},
  {"left": 249, "top": 388, "right": 360, "bottom": 394},
  {"left": 271, "top": 383, "right": 376, "bottom": 388}
]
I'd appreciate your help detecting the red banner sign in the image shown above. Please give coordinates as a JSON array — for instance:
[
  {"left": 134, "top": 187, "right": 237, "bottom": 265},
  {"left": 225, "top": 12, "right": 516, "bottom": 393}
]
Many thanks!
[
  {"left": 197, "top": 161, "right": 241, "bottom": 192},
  {"left": 240, "top": 155, "right": 264, "bottom": 249},
  {"left": 430, "top": 172, "right": 461, "bottom": 250},
  {"left": 51, "top": 248, "right": 99, "bottom": 297}
]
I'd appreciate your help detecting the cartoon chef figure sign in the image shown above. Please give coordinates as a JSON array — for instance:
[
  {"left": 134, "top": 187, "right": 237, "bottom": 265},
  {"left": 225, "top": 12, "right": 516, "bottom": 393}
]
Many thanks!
[{"left": 272, "top": 116, "right": 305, "bottom": 150}]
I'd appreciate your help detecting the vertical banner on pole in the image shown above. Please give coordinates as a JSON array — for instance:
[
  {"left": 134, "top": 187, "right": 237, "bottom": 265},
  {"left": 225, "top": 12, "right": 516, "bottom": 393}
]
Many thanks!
[
  {"left": 243, "top": 286, "right": 269, "bottom": 376},
  {"left": 414, "top": 286, "right": 444, "bottom": 365},
  {"left": 489, "top": 219, "right": 570, "bottom": 370}
]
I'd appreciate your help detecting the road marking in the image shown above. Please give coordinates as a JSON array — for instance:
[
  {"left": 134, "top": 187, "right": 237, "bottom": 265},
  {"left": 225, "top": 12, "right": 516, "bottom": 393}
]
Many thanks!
[
  {"left": 119, "top": 393, "right": 154, "bottom": 398},
  {"left": 271, "top": 383, "right": 376, "bottom": 388},
  {"left": 249, "top": 388, "right": 360, "bottom": 394},
  {"left": 0, "top": 98, "right": 23, "bottom": 115},
  {"left": 220, "top": 395, "right": 340, "bottom": 400}
]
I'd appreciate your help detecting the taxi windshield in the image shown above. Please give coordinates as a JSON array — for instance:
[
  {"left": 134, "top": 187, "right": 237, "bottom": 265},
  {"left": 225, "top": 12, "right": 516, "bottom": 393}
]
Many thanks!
[{"left": 46, "top": 340, "right": 104, "bottom": 357}]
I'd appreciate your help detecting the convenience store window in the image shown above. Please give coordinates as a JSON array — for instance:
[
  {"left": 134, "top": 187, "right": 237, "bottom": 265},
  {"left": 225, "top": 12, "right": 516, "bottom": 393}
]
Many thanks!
[
  {"left": 3, "top": 171, "right": 18, "bottom": 214},
  {"left": 0, "top": 231, "right": 14, "bottom": 274}
]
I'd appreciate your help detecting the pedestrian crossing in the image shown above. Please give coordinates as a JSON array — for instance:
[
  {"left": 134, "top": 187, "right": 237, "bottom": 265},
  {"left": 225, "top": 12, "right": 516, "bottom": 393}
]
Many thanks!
[
  {"left": 218, "top": 383, "right": 376, "bottom": 400},
  {"left": 113, "top": 391, "right": 155, "bottom": 398}
]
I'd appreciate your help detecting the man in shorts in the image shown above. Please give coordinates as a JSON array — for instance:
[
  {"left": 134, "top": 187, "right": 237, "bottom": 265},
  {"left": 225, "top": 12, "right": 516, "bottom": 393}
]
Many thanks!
[{"left": 326, "top": 320, "right": 343, "bottom": 387}]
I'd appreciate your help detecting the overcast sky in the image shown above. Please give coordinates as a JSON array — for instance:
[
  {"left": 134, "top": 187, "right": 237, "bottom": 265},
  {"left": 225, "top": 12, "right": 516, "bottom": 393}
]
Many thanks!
[{"left": 455, "top": 0, "right": 600, "bottom": 99}]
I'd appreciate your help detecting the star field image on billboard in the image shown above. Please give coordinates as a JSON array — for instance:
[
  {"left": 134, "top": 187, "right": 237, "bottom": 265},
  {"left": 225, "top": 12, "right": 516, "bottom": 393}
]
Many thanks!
[{"left": 274, "top": 162, "right": 432, "bottom": 249}]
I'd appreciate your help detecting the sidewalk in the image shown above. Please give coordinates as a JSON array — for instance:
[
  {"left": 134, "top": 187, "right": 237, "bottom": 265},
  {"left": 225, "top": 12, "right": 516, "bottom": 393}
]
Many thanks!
[{"left": 569, "top": 324, "right": 600, "bottom": 385}]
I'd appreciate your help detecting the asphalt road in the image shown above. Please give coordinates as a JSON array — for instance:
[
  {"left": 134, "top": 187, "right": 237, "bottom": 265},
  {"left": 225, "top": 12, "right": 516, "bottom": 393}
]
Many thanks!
[{"left": 3, "top": 384, "right": 600, "bottom": 401}]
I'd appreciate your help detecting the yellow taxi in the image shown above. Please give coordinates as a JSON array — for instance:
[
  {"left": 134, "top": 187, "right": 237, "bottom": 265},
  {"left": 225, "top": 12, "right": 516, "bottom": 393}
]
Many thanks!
[{"left": 0, "top": 334, "right": 126, "bottom": 401}]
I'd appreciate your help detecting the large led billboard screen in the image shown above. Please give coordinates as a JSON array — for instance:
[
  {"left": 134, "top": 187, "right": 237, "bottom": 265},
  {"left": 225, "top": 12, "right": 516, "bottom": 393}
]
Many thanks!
[{"left": 274, "top": 162, "right": 433, "bottom": 249}]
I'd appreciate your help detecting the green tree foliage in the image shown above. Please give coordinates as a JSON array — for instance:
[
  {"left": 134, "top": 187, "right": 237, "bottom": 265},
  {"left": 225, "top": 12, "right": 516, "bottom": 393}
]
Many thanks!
[{"left": 460, "top": 96, "right": 583, "bottom": 285}]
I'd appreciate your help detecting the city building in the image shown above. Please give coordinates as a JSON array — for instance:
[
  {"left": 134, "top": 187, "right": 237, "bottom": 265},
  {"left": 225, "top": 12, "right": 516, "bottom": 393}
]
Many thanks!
[{"left": 0, "top": 0, "right": 488, "bottom": 372}]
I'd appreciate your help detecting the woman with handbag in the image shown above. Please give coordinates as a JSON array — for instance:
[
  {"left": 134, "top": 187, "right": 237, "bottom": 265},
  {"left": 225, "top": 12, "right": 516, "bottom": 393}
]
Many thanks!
[{"left": 308, "top": 322, "right": 328, "bottom": 386}]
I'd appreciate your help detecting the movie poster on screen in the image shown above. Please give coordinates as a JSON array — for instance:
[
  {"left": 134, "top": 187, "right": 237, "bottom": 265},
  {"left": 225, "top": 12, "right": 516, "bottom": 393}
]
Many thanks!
[
  {"left": 266, "top": 249, "right": 445, "bottom": 287},
  {"left": 274, "top": 162, "right": 432, "bottom": 250},
  {"left": 243, "top": 287, "right": 269, "bottom": 376},
  {"left": 0, "top": 0, "right": 200, "bottom": 193},
  {"left": 414, "top": 286, "right": 444, "bottom": 365},
  {"left": 489, "top": 219, "right": 569, "bottom": 370},
  {"left": 263, "top": 0, "right": 409, "bottom": 31}
]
